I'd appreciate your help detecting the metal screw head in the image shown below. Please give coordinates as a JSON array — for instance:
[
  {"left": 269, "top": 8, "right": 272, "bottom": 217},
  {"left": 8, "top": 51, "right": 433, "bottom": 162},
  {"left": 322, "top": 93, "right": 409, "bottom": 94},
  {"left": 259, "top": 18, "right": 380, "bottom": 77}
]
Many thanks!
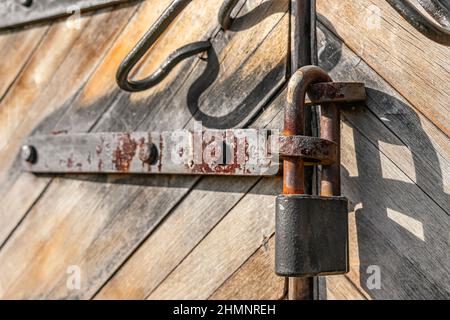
[
  {"left": 21, "top": 145, "right": 37, "bottom": 163},
  {"left": 20, "top": 0, "right": 33, "bottom": 7},
  {"left": 138, "top": 143, "right": 157, "bottom": 164}
]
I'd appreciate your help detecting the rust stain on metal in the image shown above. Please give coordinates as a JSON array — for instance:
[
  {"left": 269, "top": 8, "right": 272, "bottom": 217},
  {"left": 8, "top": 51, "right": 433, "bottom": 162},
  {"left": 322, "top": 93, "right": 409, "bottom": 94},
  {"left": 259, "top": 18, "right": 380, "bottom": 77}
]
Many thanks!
[
  {"left": 138, "top": 137, "right": 148, "bottom": 163},
  {"left": 309, "top": 82, "right": 344, "bottom": 100},
  {"left": 96, "top": 136, "right": 105, "bottom": 156},
  {"left": 147, "top": 136, "right": 153, "bottom": 173},
  {"left": 112, "top": 133, "right": 137, "bottom": 172},
  {"left": 186, "top": 134, "right": 249, "bottom": 175},
  {"left": 52, "top": 130, "right": 68, "bottom": 135},
  {"left": 67, "top": 156, "right": 74, "bottom": 169},
  {"left": 284, "top": 66, "right": 333, "bottom": 194},
  {"left": 278, "top": 135, "right": 337, "bottom": 165}
]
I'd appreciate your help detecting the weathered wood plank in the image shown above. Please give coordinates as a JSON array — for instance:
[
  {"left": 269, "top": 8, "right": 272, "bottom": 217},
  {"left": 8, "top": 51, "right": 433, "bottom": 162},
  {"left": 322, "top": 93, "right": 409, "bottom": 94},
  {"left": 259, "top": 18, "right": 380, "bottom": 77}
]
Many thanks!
[
  {"left": 104, "top": 17, "right": 448, "bottom": 300},
  {"left": 322, "top": 276, "right": 368, "bottom": 300},
  {"left": 0, "top": 18, "right": 89, "bottom": 154},
  {"left": 0, "top": 0, "right": 289, "bottom": 299},
  {"left": 95, "top": 90, "right": 287, "bottom": 300},
  {"left": 320, "top": 20, "right": 450, "bottom": 298},
  {"left": 141, "top": 23, "right": 448, "bottom": 299},
  {"left": 0, "top": 5, "right": 138, "bottom": 247},
  {"left": 145, "top": 107, "right": 448, "bottom": 299},
  {"left": 147, "top": 177, "right": 281, "bottom": 300},
  {"left": 0, "top": 26, "right": 49, "bottom": 99},
  {"left": 56, "top": 0, "right": 288, "bottom": 299},
  {"left": 208, "top": 237, "right": 285, "bottom": 300},
  {"left": 1, "top": 0, "right": 448, "bottom": 300},
  {"left": 317, "top": 0, "right": 450, "bottom": 136},
  {"left": 0, "top": 0, "right": 135, "bottom": 30},
  {"left": 340, "top": 119, "right": 450, "bottom": 299},
  {"left": 316, "top": 22, "right": 450, "bottom": 215},
  {"left": 209, "top": 236, "right": 367, "bottom": 300}
]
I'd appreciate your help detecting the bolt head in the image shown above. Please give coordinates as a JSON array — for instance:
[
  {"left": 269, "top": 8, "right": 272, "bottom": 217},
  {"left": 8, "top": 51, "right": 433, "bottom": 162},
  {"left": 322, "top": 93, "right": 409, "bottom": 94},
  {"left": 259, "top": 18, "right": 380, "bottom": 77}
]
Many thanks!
[
  {"left": 138, "top": 143, "right": 157, "bottom": 164},
  {"left": 21, "top": 145, "right": 36, "bottom": 163}
]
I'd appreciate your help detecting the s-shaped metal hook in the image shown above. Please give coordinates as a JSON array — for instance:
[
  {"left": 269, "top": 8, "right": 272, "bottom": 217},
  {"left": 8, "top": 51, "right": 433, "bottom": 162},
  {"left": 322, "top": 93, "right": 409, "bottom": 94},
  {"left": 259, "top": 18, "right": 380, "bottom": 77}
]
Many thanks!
[{"left": 116, "top": 0, "right": 243, "bottom": 92}]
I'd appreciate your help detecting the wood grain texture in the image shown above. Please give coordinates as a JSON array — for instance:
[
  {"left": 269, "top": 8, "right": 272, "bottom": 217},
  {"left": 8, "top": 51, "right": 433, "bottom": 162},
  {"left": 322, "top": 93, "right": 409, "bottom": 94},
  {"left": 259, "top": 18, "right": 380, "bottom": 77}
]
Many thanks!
[
  {"left": 139, "top": 21, "right": 447, "bottom": 300},
  {"left": 0, "top": 0, "right": 448, "bottom": 300},
  {"left": 320, "top": 22, "right": 450, "bottom": 299},
  {"left": 0, "top": 0, "right": 289, "bottom": 299},
  {"left": 316, "top": 21, "right": 450, "bottom": 215},
  {"left": 147, "top": 177, "right": 281, "bottom": 300},
  {"left": 96, "top": 87, "right": 287, "bottom": 301},
  {"left": 209, "top": 236, "right": 367, "bottom": 300},
  {"left": 317, "top": 0, "right": 450, "bottom": 136},
  {"left": 208, "top": 236, "right": 285, "bottom": 300},
  {"left": 0, "top": 26, "right": 48, "bottom": 100},
  {"left": 0, "top": 5, "right": 138, "bottom": 247}
]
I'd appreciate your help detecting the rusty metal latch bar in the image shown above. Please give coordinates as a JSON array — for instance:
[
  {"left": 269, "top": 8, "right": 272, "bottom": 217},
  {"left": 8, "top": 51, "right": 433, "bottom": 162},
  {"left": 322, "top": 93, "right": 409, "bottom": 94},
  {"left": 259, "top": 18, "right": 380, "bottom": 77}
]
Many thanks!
[
  {"left": 21, "top": 81, "right": 365, "bottom": 176},
  {"left": 0, "top": 0, "right": 140, "bottom": 31},
  {"left": 22, "top": 130, "right": 335, "bottom": 176}
]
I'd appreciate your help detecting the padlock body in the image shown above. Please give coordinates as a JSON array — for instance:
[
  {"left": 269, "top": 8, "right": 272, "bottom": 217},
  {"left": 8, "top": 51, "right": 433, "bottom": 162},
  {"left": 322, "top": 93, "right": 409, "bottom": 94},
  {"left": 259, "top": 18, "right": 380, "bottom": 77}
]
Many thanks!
[{"left": 275, "top": 195, "right": 349, "bottom": 277}]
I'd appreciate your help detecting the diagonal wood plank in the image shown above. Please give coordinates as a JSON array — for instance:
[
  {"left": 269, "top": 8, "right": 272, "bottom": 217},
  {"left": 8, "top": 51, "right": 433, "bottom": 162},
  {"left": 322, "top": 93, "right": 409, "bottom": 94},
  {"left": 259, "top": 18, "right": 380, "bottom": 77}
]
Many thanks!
[
  {"left": 317, "top": 0, "right": 450, "bottom": 136},
  {"left": 95, "top": 88, "right": 287, "bottom": 300},
  {"left": 208, "top": 236, "right": 367, "bottom": 300},
  {"left": 99, "top": 19, "right": 449, "bottom": 300},
  {"left": 141, "top": 22, "right": 448, "bottom": 300},
  {"left": 0, "top": 5, "right": 139, "bottom": 247},
  {"left": 0, "top": 26, "right": 49, "bottom": 100},
  {"left": 0, "top": 0, "right": 289, "bottom": 299},
  {"left": 316, "top": 21, "right": 449, "bottom": 214},
  {"left": 52, "top": 0, "right": 288, "bottom": 300},
  {"left": 208, "top": 236, "right": 285, "bottom": 300},
  {"left": 147, "top": 177, "right": 281, "bottom": 300},
  {"left": 145, "top": 105, "right": 448, "bottom": 299},
  {"left": 0, "top": 0, "right": 448, "bottom": 300}
]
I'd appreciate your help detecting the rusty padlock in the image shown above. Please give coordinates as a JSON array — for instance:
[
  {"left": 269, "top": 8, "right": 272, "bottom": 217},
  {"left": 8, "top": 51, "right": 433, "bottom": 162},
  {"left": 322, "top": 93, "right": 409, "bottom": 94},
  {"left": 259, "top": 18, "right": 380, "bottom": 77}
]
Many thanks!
[{"left": 275, "top": 66, "right": 349, "bottom": 277}]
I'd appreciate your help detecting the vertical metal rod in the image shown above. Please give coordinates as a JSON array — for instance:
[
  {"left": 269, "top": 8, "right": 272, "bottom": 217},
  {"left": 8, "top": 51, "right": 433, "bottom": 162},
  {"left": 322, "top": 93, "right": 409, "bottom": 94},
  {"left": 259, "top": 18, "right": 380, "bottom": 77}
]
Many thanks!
[
  {"left": 290, "top": 0, "right": 314, "bottom": 70},
  {"left": 287, "top": 0, "right": 316, "bottom": 300},
  {"left": 320, "top": 103, "right": 341, "bottom": 197}
]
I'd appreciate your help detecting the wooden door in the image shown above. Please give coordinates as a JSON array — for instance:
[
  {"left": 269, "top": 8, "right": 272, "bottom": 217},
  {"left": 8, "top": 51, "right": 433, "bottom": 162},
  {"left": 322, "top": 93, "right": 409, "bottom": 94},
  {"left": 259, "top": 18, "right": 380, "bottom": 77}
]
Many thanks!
[{"left": 0, "top": 0, "right": 448, "bottom": 299}]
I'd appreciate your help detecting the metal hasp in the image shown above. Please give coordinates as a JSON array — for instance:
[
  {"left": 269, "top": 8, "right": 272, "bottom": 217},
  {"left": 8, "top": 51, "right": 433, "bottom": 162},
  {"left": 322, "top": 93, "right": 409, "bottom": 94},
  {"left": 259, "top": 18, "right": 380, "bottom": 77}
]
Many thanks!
[
  {"left": 387, "top": 0, "right": 450, "bottom": 45},
  {"left": 278, "top": 65, "right": 350, "bottom": 299},
  {"left": 0, "top": 0, "right": 138, "bottom": 31}
]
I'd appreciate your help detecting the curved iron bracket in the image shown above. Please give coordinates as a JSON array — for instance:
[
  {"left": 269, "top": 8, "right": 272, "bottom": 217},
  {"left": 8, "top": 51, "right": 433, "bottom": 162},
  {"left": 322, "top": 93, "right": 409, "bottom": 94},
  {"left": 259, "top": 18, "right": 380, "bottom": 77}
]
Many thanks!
[
  {"left": 116, "top": 0, "right": 211, "bottom": 92},
  {"left": 218, "top": 0, "right": 240, "bottom": 30},
  {"left": 387, "top": 0, "right": 450, "bottom": 45}
]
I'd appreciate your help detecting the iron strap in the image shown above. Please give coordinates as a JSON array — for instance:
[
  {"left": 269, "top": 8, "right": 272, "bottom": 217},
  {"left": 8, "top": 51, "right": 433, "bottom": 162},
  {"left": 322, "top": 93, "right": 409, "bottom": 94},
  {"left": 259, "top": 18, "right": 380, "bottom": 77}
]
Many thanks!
[
  {"left": 0, "top": 0, "right": 138, "bottom": 31},
  {"left": 21, "top": 81, "right": 365, "bottom": 176},
  {"left": 22, "top": 130, "right": 339, "bottom": 176}
]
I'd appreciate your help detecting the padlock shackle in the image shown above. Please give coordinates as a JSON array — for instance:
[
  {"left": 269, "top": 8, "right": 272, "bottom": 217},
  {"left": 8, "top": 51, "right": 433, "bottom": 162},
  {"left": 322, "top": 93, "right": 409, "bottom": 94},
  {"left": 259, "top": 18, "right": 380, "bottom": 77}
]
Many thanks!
[
  {"left": 283, "top": 65, "right": 337, "bottom": 195},
  {"left": 320, "top": 94, "right": 341, "bottom": 197}
]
